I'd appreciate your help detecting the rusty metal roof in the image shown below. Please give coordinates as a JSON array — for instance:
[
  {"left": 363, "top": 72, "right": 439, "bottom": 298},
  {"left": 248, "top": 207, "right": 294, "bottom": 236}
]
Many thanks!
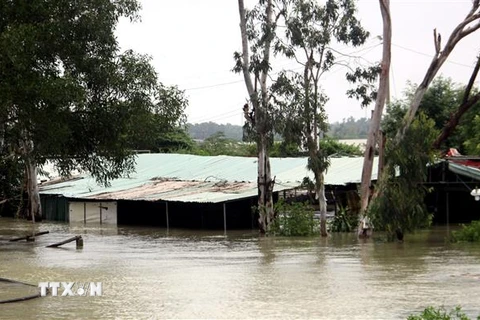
[{"left": 39, "top": 154, "right": 378, "bottom": 203}]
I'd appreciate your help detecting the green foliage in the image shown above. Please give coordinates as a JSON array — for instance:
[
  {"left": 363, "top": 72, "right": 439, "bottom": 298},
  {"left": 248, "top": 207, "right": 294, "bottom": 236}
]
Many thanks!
[
  {"left": 329, "top": 206, "right": 358, "bottom": 232},
  {"left": 368, "top": 112, "right": 438, "bottom": 240},
  {"left": 328, "top": 117, "right": 370, "bottom": 139},
  {"left": 188, "top": 122, "right": 244, "bottom": 141},
  {"left": 0, "top": 156, "right": 23, "bottom": 216},
  {"left": 155, "top": 128, "right": 195, "bottom": 153},
  {"left": 462, "top": 115, "right": 480, "bottom": 155},
  {"left": 319, "top": 139, "right": 363, "bottom": 156},
  {"left": 198, "top": 132, "right": 240, "bottom": 156},
  {"left": 398, "top": 77, "right": 480, "bottom": 154},
  {"left": 270, "top": 1, "right": 369, "bottom": 213},
  {"left": 346, "top": 65, "right": 381, "bottom": 107},
  {"left": 271, "top": 200, "right": 319, "bottom": 236},
  {"left": 270, "top": 141, "right": 302, "bottom": 157},
  {"left": 407, "top": 306, "right": 479, "bottom": 320},
  {"left": 451, "top": 220, "right": 480, "bottom": 242},
  {"left": 0, "top": 0, "right": 188, "bottom": 188}
]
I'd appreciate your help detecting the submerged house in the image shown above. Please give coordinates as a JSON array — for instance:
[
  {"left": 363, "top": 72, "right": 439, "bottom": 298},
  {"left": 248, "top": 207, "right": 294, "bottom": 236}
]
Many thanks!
[
  {"left": 39, "top": 153, "right": 379, "bottom": 230},
  {"left": 426, "top": 156, "right": 480, "bottom": 224}
]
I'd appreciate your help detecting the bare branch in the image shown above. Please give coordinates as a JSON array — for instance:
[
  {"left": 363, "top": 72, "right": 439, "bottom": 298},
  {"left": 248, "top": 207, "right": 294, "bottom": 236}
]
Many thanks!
[
  {"left": 463, "top": 55, "right": 480, "bottom": 104},
  {"left": 433, "top": 91, "right": 480, "bottom": 149},
  {"left": 434, "top": 29, "right": 441, "bottom": 54}
]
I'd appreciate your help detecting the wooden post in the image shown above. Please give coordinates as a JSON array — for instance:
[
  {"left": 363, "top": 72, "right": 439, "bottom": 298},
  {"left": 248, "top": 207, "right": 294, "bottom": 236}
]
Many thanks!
[
  {"left": 76, "top": 237, "right": 83, "bottom": 249},
  {"left": 9, "top": 231, "right": 50, "bottom": 242},
  {"left": 165, "top": 202, "right": 169, "bottom": 229},
  {"left": 446, "top": 191, "right": 450, "bottom": 236},
  {"left": 46, "top": 236, "right": 82, "bottom": 248},
  {"left": 223, "top": 203, "right": 227, "bottom": 234},
  {"left": 99, "top": 202, "right": 102, "bottom": 225}
]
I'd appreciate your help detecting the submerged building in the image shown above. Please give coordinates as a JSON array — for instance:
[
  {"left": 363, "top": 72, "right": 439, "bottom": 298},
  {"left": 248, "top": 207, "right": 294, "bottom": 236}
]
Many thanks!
[
  {"left": 426, "top": 156, "right": 480, "bottom": 224},
  {"left": 39, "top": 153, "right": 379, "bottom": 230}
]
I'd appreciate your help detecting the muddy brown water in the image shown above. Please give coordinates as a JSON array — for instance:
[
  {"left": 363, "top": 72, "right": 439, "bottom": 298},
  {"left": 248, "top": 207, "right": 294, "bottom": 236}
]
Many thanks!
[{"left": 0, "top": 217, "right": 479, "bottom": 319}]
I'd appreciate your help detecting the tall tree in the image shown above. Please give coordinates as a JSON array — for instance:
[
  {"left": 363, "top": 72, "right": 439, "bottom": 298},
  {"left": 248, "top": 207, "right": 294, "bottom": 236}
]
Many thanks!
[
  {"left": 358, "top": 0, "right": 391, "bottom": 235},
  {"left": 391, "top": 1, "right": 480, "bottom": 148},
  {"left": 272, "top": 0, "right": 369, "bottom": 236},
  {"left": 0, "top": 0, "right": 187, "bottom": 222},
  {"left": 366, "top": 0, "right": 480, "bottom": 238},
  {"left": 235, "top": 0, "right": 280, "bottom": 233}
]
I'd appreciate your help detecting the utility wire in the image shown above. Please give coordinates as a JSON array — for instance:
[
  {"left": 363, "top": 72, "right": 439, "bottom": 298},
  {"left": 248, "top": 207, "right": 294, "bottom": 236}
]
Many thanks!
[{"left": 392, "top": 43, "right": 477, "bottom": 68}]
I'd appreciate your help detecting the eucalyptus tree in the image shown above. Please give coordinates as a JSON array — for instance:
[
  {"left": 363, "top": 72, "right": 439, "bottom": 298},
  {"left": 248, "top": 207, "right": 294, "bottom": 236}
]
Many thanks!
[
  {"left": 369, "top": 1, "right": 480, "bottom": 236},
  {"left": 234, "top": 0, "right": 280, "bottom": 234},
  {"left": 0, "top": 0, "right": 187, "bottom": 221},
  {"left": 358, "top": 0, "right": 391, "bottom": 231},
  {"left": 271, "top": 0, "right": 369, "bottom": 236}
]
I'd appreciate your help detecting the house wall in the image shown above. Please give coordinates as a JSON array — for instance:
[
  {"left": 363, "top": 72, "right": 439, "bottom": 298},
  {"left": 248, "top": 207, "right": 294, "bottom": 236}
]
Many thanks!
[
  {"left": 41, "top": 195, "right": 261, "bottom": 229},
  {"left": 117, "top": 198, "right": 256, "bottom": 229},
  {"left": 68, "top": 201, "right": 117, "bottom": 224},
  {"left": 41, "top": 195, "right": 69, "bottom": 222},
  {"left": 426, "top": 163, "right": 480, "bottom": 224}
]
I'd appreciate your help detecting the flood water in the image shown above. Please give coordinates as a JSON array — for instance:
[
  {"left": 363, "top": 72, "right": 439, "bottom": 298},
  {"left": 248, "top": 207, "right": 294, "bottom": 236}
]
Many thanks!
[{"left": 1, "top": 217, "right": 479, "bottom": 319}]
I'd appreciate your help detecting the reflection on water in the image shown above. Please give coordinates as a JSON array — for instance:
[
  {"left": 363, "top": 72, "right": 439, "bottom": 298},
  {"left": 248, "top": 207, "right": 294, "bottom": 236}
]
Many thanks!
[{"left": 1, "top": 217, "right": 479, "bottom": 319}]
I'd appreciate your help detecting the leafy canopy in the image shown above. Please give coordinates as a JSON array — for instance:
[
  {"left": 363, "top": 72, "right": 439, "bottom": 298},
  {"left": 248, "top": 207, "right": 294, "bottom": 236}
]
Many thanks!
[{"left": 0, "top": 0, "right": 187, "bottom": 186}]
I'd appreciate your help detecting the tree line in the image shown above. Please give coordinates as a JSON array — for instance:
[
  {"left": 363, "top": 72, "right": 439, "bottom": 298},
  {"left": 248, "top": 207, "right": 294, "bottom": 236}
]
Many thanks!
[{"left": 187, "top": 117, "right": 370, "bottom": 141}]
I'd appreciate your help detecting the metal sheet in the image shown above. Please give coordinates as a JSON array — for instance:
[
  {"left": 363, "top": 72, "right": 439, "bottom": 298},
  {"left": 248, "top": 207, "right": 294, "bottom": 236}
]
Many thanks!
[{"left": 39, "top": 154, "right": 378, "bottom": 203}]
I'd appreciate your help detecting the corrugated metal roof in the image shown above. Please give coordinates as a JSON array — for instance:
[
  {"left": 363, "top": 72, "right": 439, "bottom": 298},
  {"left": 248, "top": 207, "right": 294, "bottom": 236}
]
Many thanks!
[
  {"left": 448, "top": 161, "right": 480, "bottom": 181},
  {"left": 39, "top": 154, "right": 378, "bottom": 203}
]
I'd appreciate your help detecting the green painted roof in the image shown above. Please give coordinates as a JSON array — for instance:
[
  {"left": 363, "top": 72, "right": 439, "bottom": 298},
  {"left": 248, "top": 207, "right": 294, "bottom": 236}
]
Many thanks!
[
  {"left": 448, "top": 161, "right": 480, "bottom": 180},
  {"left": 39, "top": 154, "right": 378, "bottom": 203}
]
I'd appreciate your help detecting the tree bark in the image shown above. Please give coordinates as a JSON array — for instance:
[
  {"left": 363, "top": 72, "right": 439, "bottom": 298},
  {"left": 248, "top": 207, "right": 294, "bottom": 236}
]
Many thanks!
[
  {"left": 238, "top": 0, "right": 275, "bottom": 233},
  {"left": 358, "top": 0, "right": 391, "bottom": 236},
  {"left": 25, "top": 159, "right": 41, "bottom": 222},
  {"left": 318, "top": 172, "right": 328, "bottom": 237}
]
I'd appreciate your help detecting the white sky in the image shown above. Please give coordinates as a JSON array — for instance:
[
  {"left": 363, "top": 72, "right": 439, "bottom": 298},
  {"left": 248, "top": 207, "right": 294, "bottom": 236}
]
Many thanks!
[{"left": 116, "top": 0, "right": 480, "bottom": 126}]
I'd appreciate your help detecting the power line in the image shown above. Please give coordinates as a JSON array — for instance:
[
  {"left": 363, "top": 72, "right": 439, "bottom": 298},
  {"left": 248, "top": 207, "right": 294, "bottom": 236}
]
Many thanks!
[
  {"left": 185, "top": 79, "right": 244, "bottom": 91},
  {"left": 188, "top": 106, "right": 242, "bottom": 123},
  {"left": 184, "top": 40, "right": 382, "bottom": 92},
  {"left": 392, "top": 43, "right": 477, "bottom": 68}
]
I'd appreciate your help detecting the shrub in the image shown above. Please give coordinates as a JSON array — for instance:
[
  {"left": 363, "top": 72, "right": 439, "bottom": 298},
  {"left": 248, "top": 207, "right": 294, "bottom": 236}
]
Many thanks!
[
  {"left": 407, "top": 306, "right": 478, "bottom": 320},
  {"left": 271, "top": 200, "right": 319, "bottom": 236},
  {"left": 451, "top": 220, "right": 480, "bottom": 242},
  {"left": 329, "top": 206, "right": 358, "bottom": 232}
]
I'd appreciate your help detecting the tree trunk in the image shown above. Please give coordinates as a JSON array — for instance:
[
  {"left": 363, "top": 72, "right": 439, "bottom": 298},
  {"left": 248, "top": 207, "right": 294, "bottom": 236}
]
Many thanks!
[
  {"left": 358, "top": 0, "right": 391, "bottom": 236},
  {"left": 257, "top": 133, "right": 274, "bottom": 233},
  {"left": 238, "top": 0, "right": 275, "bottom": 234},
  {"left": 317, "top": 172, "right": 328, "bottom": 237},
  {"left": 25, "top": 159, "right": 41, "bottom": 222}
]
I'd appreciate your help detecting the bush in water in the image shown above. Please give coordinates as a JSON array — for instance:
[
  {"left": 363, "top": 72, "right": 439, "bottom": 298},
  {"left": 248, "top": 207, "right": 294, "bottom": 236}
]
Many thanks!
[
  {"left": 407, "top": 306, "right": 479, "bottom": 320},
  {"left": 451, "top": 220, "right": 480, "bottom": 243},
  {"left": 329, "top": 206, "right": 358, "bottom": 233},
  {"left": 271, "top": 200, "right": 319, "bottom": 236}
]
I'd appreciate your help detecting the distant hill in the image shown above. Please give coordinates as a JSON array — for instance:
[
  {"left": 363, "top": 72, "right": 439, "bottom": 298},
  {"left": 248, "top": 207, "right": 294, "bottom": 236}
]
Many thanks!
[
  {"left": 188, "top": 117, "right": 370, "bottom": 141},
  {"left": 328, "top": 117, "right": 370, "bottom": 139},
  {"left": 188, "top": 122, "right": 243, "bottom": 141}
]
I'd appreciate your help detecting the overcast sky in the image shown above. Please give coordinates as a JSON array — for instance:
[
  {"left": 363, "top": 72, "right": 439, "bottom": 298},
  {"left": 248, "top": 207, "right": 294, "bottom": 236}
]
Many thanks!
[{"left": 116, "top": 0, "right": 480, "bottom": 126}]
